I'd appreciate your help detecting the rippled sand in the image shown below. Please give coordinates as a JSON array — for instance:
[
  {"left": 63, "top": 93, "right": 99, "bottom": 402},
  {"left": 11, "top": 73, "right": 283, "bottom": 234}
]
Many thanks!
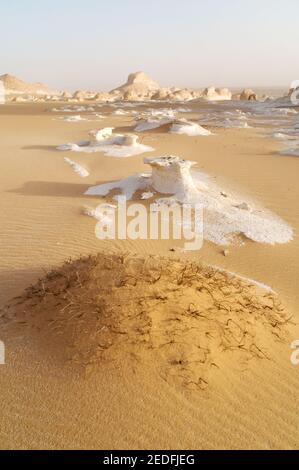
[{"left": 0, "top": 102, "right": 299, "bottom": 449}]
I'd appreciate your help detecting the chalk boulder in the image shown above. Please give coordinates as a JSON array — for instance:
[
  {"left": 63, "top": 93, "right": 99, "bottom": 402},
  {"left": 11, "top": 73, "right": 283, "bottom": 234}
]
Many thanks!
[
  {"left": 202, "top": 86, "right": 232, "bottom": 101},
  {"left": 240, "top": 89, "right": 258, "bottom": 101}
]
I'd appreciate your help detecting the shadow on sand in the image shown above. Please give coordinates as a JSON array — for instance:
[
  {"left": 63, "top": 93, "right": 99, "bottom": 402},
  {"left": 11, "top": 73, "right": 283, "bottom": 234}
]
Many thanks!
[{"left": 7, "top": 180, "right": 114, "bottom": 198}]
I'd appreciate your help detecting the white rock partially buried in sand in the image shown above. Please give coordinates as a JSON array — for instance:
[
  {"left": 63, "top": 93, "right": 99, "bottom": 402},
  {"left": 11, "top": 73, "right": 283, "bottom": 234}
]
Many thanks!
[
  {"left": 57, "top": 127, "right": 154, "bottom": 158},
  {"left": 64, "top": 157, "right": 89, "bottom": 177},
  {"left": 169, "top": 120, "right": 212, "bottom": 136},
  {"left": 85, "top": 155, "right": 293, "bottom": 246},
  {"left": 134, "top": 116, "right": 212, "bottom": 136},
  {"left": 134, "top": 116, "right": 173, "bottom": 132},
  {"left": 84, "top": 155, "right": 206, "bottom": 201}
]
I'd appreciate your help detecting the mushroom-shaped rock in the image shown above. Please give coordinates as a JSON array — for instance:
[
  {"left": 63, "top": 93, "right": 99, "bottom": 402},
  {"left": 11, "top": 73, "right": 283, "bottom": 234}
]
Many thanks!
[{"left": 144, "top": 155, "right": 207, "bottom": 201}]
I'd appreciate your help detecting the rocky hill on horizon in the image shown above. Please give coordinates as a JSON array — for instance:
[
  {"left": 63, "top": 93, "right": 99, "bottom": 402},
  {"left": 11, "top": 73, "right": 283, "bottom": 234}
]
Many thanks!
[{"left": 0, "top": 73, "right": 59, "bottom": 96}]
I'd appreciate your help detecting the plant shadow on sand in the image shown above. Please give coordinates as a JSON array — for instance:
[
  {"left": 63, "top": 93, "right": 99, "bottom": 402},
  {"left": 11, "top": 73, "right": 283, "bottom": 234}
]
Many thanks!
[{"left": 0, "top": 253, "right": 294, "bottom": 389}]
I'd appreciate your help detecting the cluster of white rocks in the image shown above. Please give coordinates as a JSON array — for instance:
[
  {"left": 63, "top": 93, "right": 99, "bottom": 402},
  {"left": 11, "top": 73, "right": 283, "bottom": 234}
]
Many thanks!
[{"left": 84, "top": 155, "right": 293, "bottom": 246}]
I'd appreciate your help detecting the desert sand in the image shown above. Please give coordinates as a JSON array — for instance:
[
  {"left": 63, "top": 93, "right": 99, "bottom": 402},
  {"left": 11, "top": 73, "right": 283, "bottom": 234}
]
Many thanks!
[{"left": 0, "top": 91, "right": 299, "bottom": 449}]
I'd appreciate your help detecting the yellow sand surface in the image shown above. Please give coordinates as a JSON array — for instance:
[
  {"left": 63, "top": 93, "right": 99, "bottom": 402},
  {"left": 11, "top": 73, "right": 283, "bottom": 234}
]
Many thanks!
[{"left": 0, "top": 103, "right": 298, "bottom": 449}]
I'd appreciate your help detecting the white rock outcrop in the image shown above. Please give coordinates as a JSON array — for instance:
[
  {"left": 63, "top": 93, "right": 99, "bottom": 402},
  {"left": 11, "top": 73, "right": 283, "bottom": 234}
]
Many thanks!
[
  {"left": 240, "top": 89, "right": 258, "bottom": 101},
  {"left": 57, "top": 128, "right": 154, "bottom": 158},
  {"left": 111, "top": 71, "right": 160, "bottom": 101},
  {"left": 144, "top": 156, "right": 207, "bottom": 201},
  {"left": 0, "top": 73, "right": 58, "bottom": 96},
  {"left": 84, "top": 155, "right": 293, "bottom": 246},
  {"left": 202, "top": 86, "right": 232, "bottom": 101}
]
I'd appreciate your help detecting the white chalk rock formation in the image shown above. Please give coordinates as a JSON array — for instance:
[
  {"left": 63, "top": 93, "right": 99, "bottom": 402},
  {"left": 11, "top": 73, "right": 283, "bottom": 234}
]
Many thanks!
[
  {"left": 288, "top": 84, "right": 299, "bottom": 97},
  {"left": 91, "top": 127, "right": 114, "bottom": 141},
  {"left": 85, "top": 155, "right": 293, "bottom": 246},
  {"left": 61, "top": 91, "right": 72, "bottom": 100},
  {"left": 110, "top": 71, "right": 160, "bottom": 100},
  {"left": 84, "top": 155, "right": 206, "bottom": 201},
  {"left": 103, "top": 72, "right": 233, "bottom": 102},
  {"left": 57, "top": 115, "right": 86, "bottom": 122},
  {"left": 57, "top": 128, "right": 154, "bottom": 158},
  {"left": 72, "top": 90, "right": 95, "bottom": 101},
  {"left": 170, "top": 120, "right": 211, "bottom": 136},
  {"left": 167, "top": 89, "right": 195, "bottom": 101},
  {"left": 134, "top": 116, "right": 211, "bottom": 136},
  {"left": 64, "top": 157, "right": 89, "bottom": 177},
  {"left": 13, "top": 96, "right": 28, "bottom": 102},
  {"left": 202, "top": 86, "right": 232, "bottom": 101},
  {"left": 151, "top": 88, "right": 172, "bottom": 100},
  {"left": 122, "top": 134, "right": 139, "bottom": 146},
  {"left": 142, "top": 108, "right": 176, "bottom": 118},
  {"left": 144, "top": 156, "right": 207, "bottom": 201},
  {"left": 240, "top": 89, "right": 258, "bottom": 101},
  {"left": 73, "top": 90, "right": 85, "bottom": 101},
  {"left": 260, "top": 88, "right": 299, "bottom": 108},
  {"left": 0, "top": 73, "right": 58, "bottom": 96},
  {"left": 151, "top": 87, "right": 202, "bottom": 102},
  {"left": 135, "top": 116, "right": 172, "bottom": 132},
  {"left": 94, "top": 92, "right": 114, "bottom": 102}
]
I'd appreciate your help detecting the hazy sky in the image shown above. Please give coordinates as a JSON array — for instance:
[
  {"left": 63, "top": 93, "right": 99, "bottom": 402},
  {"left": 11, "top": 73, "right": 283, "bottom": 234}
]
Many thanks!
[{"left": 1, "top": 0, "right": 298, "bottom": 91}]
